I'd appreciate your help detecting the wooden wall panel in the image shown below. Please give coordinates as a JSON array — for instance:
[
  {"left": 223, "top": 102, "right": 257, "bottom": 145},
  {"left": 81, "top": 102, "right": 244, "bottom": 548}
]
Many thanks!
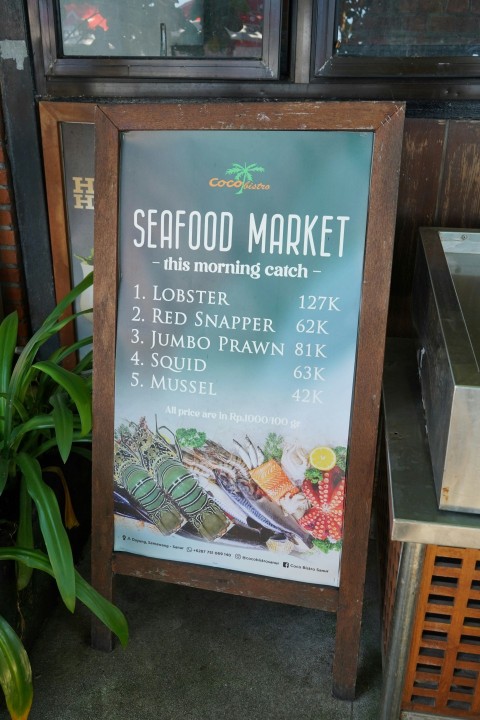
[
  {"left": 388, "top": 118, "right": 446, "bottom": 337},
  {"left": 388, "top": 117, "right": 480, "bottom": 337},
  {"left": 438, "top": 121, "right": 480, "bottom": 228}
]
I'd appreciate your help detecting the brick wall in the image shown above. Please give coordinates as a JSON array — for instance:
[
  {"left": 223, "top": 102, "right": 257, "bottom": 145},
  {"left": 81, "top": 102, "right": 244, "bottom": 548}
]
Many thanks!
[
  {"left": 338, "top": 0, "right": 480, "bottom": 51},
  {"left": 0, "top": 100, "right": 29, "bottom": 344}
]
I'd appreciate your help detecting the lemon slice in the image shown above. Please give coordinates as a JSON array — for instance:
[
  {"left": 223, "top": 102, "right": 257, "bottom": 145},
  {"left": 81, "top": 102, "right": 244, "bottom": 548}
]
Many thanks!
[{"left": 309, "top": 446, "right": 336, "bottom": 471}]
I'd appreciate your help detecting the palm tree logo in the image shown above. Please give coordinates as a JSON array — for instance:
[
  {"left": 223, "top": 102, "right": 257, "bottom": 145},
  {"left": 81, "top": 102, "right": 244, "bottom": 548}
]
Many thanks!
[{"left": 225, "top": 162, "right": 265, "bottom": 194}]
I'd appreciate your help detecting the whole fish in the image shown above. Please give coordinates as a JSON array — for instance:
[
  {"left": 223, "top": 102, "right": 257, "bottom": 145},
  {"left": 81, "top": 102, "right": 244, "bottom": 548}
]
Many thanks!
[{"left": 215, "top": 471, "right": 311, "bottom": 550}]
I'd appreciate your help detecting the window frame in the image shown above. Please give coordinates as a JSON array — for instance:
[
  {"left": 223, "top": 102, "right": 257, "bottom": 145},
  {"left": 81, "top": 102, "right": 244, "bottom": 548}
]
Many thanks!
[
  {"left": 27, "top": 0, "right": 480, "bottom": 101},
  {"left": 28, "top": 0, "right": 284, "bottom": 91}
]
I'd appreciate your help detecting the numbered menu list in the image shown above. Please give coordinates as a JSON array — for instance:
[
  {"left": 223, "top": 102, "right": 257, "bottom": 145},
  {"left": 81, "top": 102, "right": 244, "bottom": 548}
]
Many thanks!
[{"left": 125, "top": 276, "right": 344, "bottom": 430}]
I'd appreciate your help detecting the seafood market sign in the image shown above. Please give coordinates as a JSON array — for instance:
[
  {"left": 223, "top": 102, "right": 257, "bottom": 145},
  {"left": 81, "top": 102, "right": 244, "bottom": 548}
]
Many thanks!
[{"left": 111, "top": 128, "right": 373, "bottom": 587}]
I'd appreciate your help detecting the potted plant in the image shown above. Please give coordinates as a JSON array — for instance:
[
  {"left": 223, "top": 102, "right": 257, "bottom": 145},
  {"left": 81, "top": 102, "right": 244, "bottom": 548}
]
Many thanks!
[{"left": 0, "top": 271, "right": 128, "bottom": 720}]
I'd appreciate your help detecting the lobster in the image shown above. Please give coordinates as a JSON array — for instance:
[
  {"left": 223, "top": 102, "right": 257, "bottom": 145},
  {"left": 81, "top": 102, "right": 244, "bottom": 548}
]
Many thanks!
[
  {"left": 116, "top": 461, "right": 184, "bottom": 535},
  {"left": 114, "top": 420, "right": 230, "bottom": 541}
]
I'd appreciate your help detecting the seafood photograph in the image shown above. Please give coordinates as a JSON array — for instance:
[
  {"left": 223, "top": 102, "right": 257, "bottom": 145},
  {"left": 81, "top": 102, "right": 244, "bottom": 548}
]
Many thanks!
[{"left": 113, "top": 418, "right": 348, "bottom": 585}]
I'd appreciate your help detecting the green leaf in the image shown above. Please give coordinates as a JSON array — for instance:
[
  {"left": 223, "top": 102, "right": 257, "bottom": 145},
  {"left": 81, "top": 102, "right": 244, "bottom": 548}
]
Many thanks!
[
  {"left": 0, "top": 457, "right": 8, "bottom": 495},
  {"left": 0, "top": 549, "right": 128, "bottom": 647},
  {"left": 69, "top": 445, "right": 92, "bottom": 462},
  {"left": 74, "top": 349, "right": 93, "bottom": 375},
  {"left": 29, "top": 271, "right": 93, "bottom": 340},
  {"left": 48, "top": 335, "right": 93, "bottom": 367},
  {"left": 32, "top": 362, "right": 91, "bottom": 437},
  {"left": 29, "top": 432, "right": 90, "bottom": 462},
  {"left": 48, "top": 270, "right": 93, "bottom": 323},
  {"left": 5, "top": 396, "right": 29, "bottom": 425},
  {"left": 0, "top": 614, "right": 33, "bottom": 720},
  {"left": 0, "top": 312, "right": 18, "bottom": 390},
  {"left": 16, "top": 479, "right": 34, "bottom": 592},
  {"left": 7, "top": 272, "right": 93, "bottom": 407},
  {"left": 0, "top": 312, "right": 18, "bottom": 440},
  {"left": 16, "top": 454, "right": 76, "bottom": 613},
  {"left": 50, "top": 394, "right": 74, "bottom": 464},
  {"left": 74, "top": 573, "right": 129, "bottom": 647},
  {"left": 8, "top": 415, "right": 56, "bottom": 452}
]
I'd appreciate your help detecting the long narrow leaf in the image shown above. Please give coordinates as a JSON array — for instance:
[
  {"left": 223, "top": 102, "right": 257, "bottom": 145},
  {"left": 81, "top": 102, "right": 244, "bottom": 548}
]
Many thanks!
[
  {"left": 7, "top": 273, "right": 94, "bottom": 409},
  {"left": 0, "top": 312, "right": 18, "bottom": 440},
  {"left": 50, "top": 395, "right": 74, "bottom": 463},
  {"left": 43, "top": 467, "right": 79, "bottom": 530},
  {"left": 0, "top": 457, "right": 8, "bottom": 496},
  {"left": 0, "top": 313, "right": 18, "bottom": 395},
  {"left": 16, "top": 454, "right": 76, "bottom": 613},
  {"left": 41, "top": 310, "right": 92, "bottom": 340},
  {"left": 0, "top": 395, "right": 29, "bottom": 425},
  {"left": 16, "top": 479, "right": 34, "bottom": 591},
  {"left": 32, "top": 362, "right": 91, "bottom": 437},
  {"left": 29, "top": 271, "right": 94, "bottom": 340},
  {"left": 8, "top": 340, "right": 51, "bottom": 412},
  {"left": 46, "top": 271, "right": 93, "bottom": 325},
  {"left": 30, "top": 433, "right": 91, "bottom": 461},
  {"left": 49, "top": 336, "right": 93, "bottom": 367},
  {"left": 0, "top": 615, "right": 33, "bottom": 720},
  {"left": 69, "top": 445, "right": 92, "bottom": 462},
  {"left": 74, "top": 350, "right": 93, "bottom": 375},
  {"left": 0, "top": 549, "right": 128, "bottom": 647},
  {"left": 8, "top": 415, "right": 55, "bottom": 452},
  {"left": 74, "top": 572, "right": 129, "bottom": 647}
]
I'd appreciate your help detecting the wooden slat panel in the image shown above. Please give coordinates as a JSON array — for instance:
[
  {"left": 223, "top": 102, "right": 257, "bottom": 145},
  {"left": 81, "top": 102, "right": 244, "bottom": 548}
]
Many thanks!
[
  {"left": 388, "top": 118, "right": 446, "bottom": 337},
  {"left": 403, "top": 546, "right": 480, "bottom": 718},
  {"left": 416, "top": 654, "right": 445, "bottom": 668},
  {"left": 438, "top": 121, "right": 480, "bottom": 228}
]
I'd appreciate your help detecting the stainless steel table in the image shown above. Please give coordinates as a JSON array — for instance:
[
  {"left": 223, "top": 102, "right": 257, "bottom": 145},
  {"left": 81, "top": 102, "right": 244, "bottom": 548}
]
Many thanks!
[{"left": 379, "top": 339, "right": 480, "bottom": 720}]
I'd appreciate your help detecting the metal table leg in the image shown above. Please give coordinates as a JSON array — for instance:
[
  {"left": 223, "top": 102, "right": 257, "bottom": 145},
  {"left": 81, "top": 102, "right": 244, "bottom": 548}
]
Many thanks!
[{"left": 379, "top": 541, "right": 426, "bottom": 720}]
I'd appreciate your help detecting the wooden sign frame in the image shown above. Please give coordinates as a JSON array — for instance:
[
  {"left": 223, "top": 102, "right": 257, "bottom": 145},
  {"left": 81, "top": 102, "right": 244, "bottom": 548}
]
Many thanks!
[
  {"left": 39, "top": 102, "right": 96, "bottom": 353},
  {"left": 91, "top": 101, "right": 404, "bottom": 700}
]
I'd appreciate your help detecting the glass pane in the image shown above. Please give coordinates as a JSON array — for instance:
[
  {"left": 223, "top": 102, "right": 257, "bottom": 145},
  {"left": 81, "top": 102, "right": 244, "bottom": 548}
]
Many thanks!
[
  {"left": 59, "top": 1, "right": 264, "bottom": 59},
  {"left": 335, "top": 0, "right": 480, "bottom": 58}
]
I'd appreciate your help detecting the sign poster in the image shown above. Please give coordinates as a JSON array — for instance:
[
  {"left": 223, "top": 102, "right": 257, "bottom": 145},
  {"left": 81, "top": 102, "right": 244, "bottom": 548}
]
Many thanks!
[
  {"left": 113, "top": 129, "right": 373, "bottom": 587},
  {"left": 60, "top": 122, "right": 95, "bottom": 346}
]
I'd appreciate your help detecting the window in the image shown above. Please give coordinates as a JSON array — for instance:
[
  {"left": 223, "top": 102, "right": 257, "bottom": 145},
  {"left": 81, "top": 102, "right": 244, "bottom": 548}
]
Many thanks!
[
  {"left": 314, "top": 0, "right": 480, "bottom": 81},
  {"left": 59, "top": 1, "right": 265, "bottom": 61},
  {"left": 334, "top": 0, "right": 479, "bottom": 59}
]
